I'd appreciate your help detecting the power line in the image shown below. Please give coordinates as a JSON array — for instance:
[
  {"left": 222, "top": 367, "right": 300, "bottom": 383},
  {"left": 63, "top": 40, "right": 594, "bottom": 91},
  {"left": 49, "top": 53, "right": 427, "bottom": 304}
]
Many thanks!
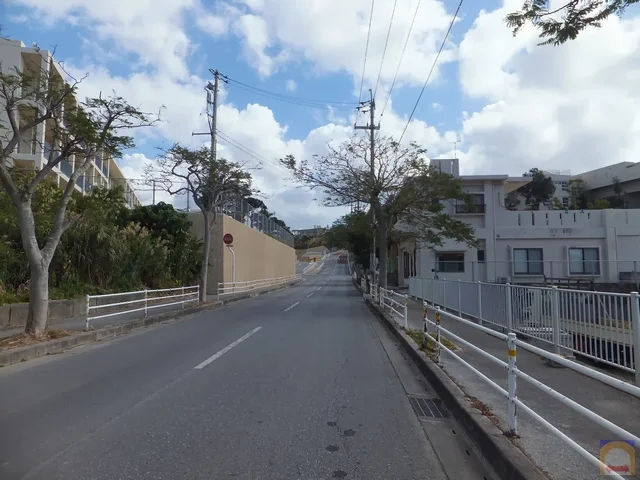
[
  {"left": 380, "top": 0, "right": 422, "bottom": 118},
  {"left": 223, "top": 75, "right": 357, "bottom": 110},
  {"left": 398, "top": 0, "right": 464, "bottom": 144},
  {"left": 373, "top": 0, "right": 398, "bottom": 100},
  {"left": 355, "top": 0, "right": 376, "bottom": 128},
  {"left": 217, "top": 130, "right": 289, "bottom": 173}
]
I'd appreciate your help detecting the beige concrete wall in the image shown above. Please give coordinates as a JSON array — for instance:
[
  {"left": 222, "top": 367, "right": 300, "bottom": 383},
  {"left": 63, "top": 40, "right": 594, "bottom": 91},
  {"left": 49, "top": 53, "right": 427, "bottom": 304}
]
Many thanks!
[
  {"left": 221, "top": 215, "right": 295, "bottom": 284},
  {"left": 188, "top": 212, "right": 295, "bottom": 295}
]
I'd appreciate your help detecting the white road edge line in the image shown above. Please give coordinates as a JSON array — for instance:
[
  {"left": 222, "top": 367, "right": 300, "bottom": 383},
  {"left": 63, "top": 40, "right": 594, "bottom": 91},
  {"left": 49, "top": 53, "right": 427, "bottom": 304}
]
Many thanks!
[
  {"left": 284, "top": 301, "right": 300, "bottom": 312},
  {"left": 194, "top": 326, "right": 262, "bottom": 370},
  {"left": 306, "top": 292, "right": 314, "bottom": 297},
  {"left": 317, "top": 286, "right": 322, "bottom": 290}
]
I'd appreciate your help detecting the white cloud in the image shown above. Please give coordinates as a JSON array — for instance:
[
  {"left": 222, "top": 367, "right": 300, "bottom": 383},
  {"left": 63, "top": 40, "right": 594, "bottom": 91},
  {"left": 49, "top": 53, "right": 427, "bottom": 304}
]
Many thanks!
[
  {"left": 7, "top": 0, "right": 197, "bottom": 78},
  {"left": 456, "top": 2, "right": 640, "bottom": 177},
  {"left": 197, "top": 0, "right": 457, "bottom": 89},
  {"left": 285, "top": 79, "right": 297, "bottom": 92}
]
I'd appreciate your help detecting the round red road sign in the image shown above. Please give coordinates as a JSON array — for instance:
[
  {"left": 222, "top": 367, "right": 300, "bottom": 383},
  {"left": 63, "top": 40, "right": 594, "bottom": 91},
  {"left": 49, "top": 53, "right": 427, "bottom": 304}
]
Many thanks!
[{"left": 223, "top": 233, "right": 234, "bottom": 245}]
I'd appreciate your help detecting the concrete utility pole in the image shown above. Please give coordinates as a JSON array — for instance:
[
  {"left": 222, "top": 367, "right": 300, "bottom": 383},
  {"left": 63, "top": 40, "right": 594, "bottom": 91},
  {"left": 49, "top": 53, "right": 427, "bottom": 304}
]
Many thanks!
[{"left": 354, "top": 88, "right": 380, "bottom": 286}]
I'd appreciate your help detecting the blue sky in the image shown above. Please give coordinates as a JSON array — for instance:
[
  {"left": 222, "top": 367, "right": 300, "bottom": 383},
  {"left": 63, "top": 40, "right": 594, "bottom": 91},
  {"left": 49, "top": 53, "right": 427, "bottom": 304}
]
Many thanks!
[{"left": 2, "top": 0, "right": 639, "bottom": 228}]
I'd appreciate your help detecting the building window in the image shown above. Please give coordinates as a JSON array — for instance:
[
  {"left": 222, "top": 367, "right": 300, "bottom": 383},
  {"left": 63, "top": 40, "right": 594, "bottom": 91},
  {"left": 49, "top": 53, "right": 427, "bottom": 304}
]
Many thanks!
[
  {"left": 403, "top": 251, "right": 410, "bottom": 277},
  {"left": 513, "top": 248, "right": 543, "bottom": 275},
  {"left": 436, "top": 253, "right": 465, "bottom": 273},
  {"left": 568, "top": 247, "right": 600, "bottom": 275},
  {"left": 562, "top": 197, "right": 569, "bottom": 207},
  {"left": 477, "top": 239, "right": 486, "bottom": 263},
  {"left": 455, "top": 194, "right": 486, "bottom": 213}
]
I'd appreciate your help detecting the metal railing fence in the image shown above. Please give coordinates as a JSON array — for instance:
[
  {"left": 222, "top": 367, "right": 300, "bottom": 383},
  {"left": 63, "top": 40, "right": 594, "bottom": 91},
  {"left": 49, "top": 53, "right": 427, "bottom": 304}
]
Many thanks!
[
  {"left": 409, "top": 277, "right": 640, "bottom": 384},
  {"left": 217, "top": 275, "right": 301, "bottom": 297},
  {"left": 85, "top": 285, "right": 199, "bottom": 330},
  {"left": 377, "top": 287, "right": 408, "bottom": 328},
  {"left": 424, "top": 303, "right": 640, "bottom": 479}
]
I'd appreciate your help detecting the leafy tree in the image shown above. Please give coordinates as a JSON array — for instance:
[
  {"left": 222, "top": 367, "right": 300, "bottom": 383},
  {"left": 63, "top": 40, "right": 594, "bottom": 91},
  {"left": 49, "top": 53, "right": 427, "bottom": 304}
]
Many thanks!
[
  {"left": 152, "top": 145, "right": 254, "bottom": 301},
  {"left": 0, "top": 59, "right": 157, "bottom": 334},
  {"left": 505, "top": 191, "right": 521, "bottom": 211},
  {"left": 521, "top": 168, "right": 555, "bottom": 210},
  {"left": 294, "top": 234, "right": 311, "bottom": 250},
  {"left": 568, "top": 178, "right": 589, "bottom": 209},
  {"left": 119, "top": 202, "right": 201, "bottom": 285},
  {"left": 610, "top": 177, "right": 627, "bottom": 208},
  {"left": 0, "top": 181, "right": 201, "bottom": 306},
  {"left": 505, "top": 0, "right": 638, "bottom": 46},
  {"left": 588, "top": 198, "right": 611, "bottom": 209},
  {"left": 550, "top": 197, "right": 564, "bottom": 210},
  {"left": 281, "top": 135, "right": 476, "bottom": 288}
]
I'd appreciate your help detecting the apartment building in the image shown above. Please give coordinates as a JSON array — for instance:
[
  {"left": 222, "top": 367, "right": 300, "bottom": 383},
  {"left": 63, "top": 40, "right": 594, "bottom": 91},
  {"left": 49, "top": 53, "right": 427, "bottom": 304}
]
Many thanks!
[
  {"left": 0, "top": 38, "right": 140, "bottom": 208},
  {"left": 394, "top": 158, "right": 640, "bottom": 287}
]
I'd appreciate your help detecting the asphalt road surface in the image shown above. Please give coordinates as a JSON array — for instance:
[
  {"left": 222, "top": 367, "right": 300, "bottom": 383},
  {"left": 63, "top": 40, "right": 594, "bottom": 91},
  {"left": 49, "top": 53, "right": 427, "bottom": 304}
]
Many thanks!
[{"left": 0, "top": 255, "right": 491, "bottom": 480}]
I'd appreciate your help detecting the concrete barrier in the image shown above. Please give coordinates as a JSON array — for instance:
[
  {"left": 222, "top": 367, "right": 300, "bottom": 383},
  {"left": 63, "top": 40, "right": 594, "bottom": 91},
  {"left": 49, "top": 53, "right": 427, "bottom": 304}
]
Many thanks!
[{"left": 0, "top": 298, "right": 87, "bottom": 329}]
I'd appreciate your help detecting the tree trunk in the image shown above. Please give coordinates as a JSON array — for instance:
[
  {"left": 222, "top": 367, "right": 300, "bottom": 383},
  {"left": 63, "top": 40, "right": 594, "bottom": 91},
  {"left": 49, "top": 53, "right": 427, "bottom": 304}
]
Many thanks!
[
  {"left": 24, "top": 262, "right": 50, "bottom": 335},
  {"left": 199, "top": 210, "right": 212, "bottom": 302},
  {"left": 378, "top": 215, "right": 389, "bottom": 289}
]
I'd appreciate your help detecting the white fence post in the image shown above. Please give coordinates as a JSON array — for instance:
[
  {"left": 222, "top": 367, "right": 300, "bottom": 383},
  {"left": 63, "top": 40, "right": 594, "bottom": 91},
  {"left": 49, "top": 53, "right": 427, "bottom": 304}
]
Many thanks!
[
  {"left": 196, "top": 285, "right": 200, "bottom": 305},
  {"left": 551, "top": 286, "right": 561, "bottom": 354},
  {"left": 457, "top": 279, "right": 462, "bottom": 315},
  {"left": 507, "top": 332, "right": 518, "bottom": 436},
  {"left": 435, "top": 307, "right": 442, "bottom": 365},
  {"left": 84, "top": 294, "right": 90, "bottom": 331},
  {"left": 631, "top": 291, "right": 640, "bottom": 386},
  {"left": 442, "top": 281, "right": 446, "bottom": 311},
  {"left": 422, "top": 300, "right": 429, "bottom": 351},
  {"left": 404, "top": 294, "right": 409, "bottom": 329},
  {"left": 144, "top": 289, "right": 148, "bottom": 317},
  {"left": 477, "top": 281, "right": 483, "bottom": 326},
  {"left": 181, "top": 286, "right": 185, "bottom": 309},
  {"left": 506, "top": 283, "right": 513, "bottom": 332}
]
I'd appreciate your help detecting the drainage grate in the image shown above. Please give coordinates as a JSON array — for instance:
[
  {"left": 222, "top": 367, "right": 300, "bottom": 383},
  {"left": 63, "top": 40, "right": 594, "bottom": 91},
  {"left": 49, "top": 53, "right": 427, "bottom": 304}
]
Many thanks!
[{"left": 408, "top": 395, "right": 448, "bottom": 419}]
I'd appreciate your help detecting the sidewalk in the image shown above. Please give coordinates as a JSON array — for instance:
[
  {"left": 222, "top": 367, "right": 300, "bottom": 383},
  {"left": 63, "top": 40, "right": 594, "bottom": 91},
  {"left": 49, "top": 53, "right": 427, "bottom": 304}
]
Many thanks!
[{"left": 392, "top": 297, "right": 640, "bottom": 480}]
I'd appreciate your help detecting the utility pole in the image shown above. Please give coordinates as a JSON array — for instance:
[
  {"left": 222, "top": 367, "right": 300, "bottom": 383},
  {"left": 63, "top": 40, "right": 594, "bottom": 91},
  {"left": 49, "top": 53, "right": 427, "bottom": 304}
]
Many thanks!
[{"left": 354, "top": 88, "right": 380, "bottom": 288}]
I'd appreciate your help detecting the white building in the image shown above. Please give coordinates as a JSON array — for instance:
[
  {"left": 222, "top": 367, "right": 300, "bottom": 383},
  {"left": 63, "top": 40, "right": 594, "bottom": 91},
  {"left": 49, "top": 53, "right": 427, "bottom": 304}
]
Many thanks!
[
  {"left": 0, "top": 38, "right": 140, "bottom": 208},
  {"left": 395, "top": 158, "right": 640, "bottom": 287}
]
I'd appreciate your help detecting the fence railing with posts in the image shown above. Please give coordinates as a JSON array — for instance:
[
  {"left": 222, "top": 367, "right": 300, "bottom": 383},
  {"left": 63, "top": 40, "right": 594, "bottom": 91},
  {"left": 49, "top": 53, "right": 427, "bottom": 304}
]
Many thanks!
[
  {"left": 85, "top": 285, "right": 200, "bottom": 330},
  {"left": 409, "top": 277, "right": 640, "bottom": 384},
  {"left": 422, "top": 302, "right": 640, "bottom": 479},
  {"left": 217, "top": 275, "right": 301, "bottom": 297},
  {"left": 219, "top": 194, "right": 294, "bottom": 247},
  {"left": 378, "top": 287, "right": 409, "bottom": 329}
]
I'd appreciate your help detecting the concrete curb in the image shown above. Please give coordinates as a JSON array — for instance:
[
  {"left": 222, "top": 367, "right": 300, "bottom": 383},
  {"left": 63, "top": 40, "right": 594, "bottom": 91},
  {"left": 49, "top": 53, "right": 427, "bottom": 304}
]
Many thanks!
[
  {"left": 364, "top": 298, "right": 548, "bottom": 480},
  {"left": 0, "top": 279, "right": 302, "bottom": 367}
]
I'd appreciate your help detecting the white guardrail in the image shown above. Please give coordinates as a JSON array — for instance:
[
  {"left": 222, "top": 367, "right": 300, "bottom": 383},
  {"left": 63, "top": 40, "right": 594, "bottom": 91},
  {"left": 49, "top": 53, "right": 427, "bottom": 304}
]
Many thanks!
[
  {"left": 422, "top": 303, "right": 640, "bottom": 479},
  {"left": 85, "top": 285, "right": 200, "bottom": 330},
  {"left": 377, "top": 287, "right": 409, "bottom": 329},
  {"left": 409, "top": 277, "right": 640, "bottom": 385},
  {"left": 217, "top": 274, "right": 301, "bottom": 297}
]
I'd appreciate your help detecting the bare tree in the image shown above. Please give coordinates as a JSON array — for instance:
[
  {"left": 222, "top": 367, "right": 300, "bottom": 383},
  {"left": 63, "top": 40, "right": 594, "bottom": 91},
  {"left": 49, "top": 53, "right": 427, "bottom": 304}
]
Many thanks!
[
  {"left": 506, "top": 0, "right": 638, "bottom": 45},
  {"left": 152, "top": 145, "right": 254, "bottom": 301},
  {"left": 281, "top": 135, "right": 475, "bottom": 288},
  {"left": 0, "top": 56, "right": 158, "bottom": 334}
]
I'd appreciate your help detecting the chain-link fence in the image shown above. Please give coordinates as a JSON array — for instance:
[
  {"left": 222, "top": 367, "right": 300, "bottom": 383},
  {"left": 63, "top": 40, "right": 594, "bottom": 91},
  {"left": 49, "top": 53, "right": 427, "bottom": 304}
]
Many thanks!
[{"left": 219, "top": 195, "right": 294, "bottom": 248}]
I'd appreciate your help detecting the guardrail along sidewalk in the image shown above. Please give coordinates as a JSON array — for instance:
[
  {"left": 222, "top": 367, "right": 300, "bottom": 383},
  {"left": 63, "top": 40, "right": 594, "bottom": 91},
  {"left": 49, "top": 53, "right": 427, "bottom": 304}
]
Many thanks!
[
  {"left": 409, "top": 277, "right": 640, "bottom": 384},
  {"left": 394, "top": 294, "right": 640, "bottom": 480},
  {"left": 217, "top": 274, "right": 301, "bottom": 298}
]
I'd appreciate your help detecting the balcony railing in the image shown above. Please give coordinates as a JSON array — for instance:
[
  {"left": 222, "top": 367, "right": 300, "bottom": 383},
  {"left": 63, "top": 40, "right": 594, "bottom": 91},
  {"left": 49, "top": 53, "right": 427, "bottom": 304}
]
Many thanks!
[{"left": 455, "top": 203, "right": 486, "bottom": 214}]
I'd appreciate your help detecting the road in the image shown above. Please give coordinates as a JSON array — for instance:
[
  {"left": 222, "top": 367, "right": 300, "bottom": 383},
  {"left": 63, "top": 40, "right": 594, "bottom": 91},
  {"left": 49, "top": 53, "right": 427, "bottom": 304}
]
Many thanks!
[{"left": 0, "top": 255, "right": 491, "bottom": 480}]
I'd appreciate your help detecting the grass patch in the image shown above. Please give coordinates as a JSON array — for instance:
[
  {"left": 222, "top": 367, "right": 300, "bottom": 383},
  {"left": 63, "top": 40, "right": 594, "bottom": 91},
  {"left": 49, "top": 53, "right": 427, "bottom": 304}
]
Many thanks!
[
  {"left": 402, "top": 328, "right": 457, "bottom": 359},
  {"left": 0, "top": 330, "right": 73, "bottom": 350}
]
